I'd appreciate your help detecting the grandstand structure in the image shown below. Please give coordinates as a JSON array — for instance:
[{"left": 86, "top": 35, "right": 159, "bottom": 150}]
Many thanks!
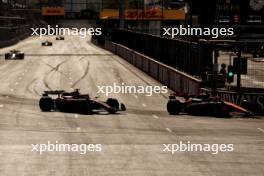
[
  {"left": 1, "top": 0, "right": 101, "bottom": 18},
  {"left": 62, "top": 0, "right": 100, "bottom": 18}
]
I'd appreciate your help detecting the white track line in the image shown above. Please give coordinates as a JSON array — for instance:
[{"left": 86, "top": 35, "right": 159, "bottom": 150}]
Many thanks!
[
  {"left": 166, "top": 128, "right": 172, "bottom": 133},
  {"left": 153, "top": 115, "right": 159, "bottom": 119},
  {"left": 257, "top": 128, "right": 264, "bottom": 133}
]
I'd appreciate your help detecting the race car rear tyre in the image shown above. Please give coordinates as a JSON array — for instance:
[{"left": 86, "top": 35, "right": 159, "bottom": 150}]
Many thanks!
[
  {"left": 39, "top": 96, "right": 53, "bottom": 112},
  {"left": 120, "top": 103, "right": 126, "bottom": 111},
  {"left": 106, "top": 98, "right": 119, "bottom": 109},
  {"left": 167, "top": 100, "right": 181, "bottom": 115}
]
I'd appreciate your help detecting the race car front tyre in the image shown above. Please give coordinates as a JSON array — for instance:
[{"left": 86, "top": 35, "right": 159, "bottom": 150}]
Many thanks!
[
  {"left": 106, "top": 98, "right": 119, "bottom": 109},
  {"left": 39, "top": 96, "right": 53, "bottom": 112},
  {"left": 167, "top": 100, "right": 181, "bottom": 115},
  {"left": 120, "top": 103, "right": 126, "bottom": 111}
]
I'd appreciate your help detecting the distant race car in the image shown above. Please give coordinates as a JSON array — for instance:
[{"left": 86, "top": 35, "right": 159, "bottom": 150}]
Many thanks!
[
  {"left": 39, "top": 89, "right": 126, "bottom": 114},
  {"left": 5, "top": 50, "right": 24, "bottom": 60},
  {"left": 167, "top": 94, "right": 252, "bottom": 117},
  {"left": 56, "top": 36, "right": 64, "bottom": 40},
  {"left": 42, "top": 40, "right": 52, "bottom": 46}
]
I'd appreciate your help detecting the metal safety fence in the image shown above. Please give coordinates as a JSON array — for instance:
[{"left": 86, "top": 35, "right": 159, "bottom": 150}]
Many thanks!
[{"left": 111, "top": 29, "right": 212, "bottom": 77}]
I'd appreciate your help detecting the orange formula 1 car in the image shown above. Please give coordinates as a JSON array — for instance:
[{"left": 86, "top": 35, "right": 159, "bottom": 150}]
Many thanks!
[{"left": 167, "top": 94, "right": 252, "bottom": 117}]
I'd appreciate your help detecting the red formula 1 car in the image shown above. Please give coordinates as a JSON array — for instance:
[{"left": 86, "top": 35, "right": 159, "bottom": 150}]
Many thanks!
[
  {"left": 167, "top": 94, "right": 252, "bottom": 117},
  {"left": 39, "top": 89, "right": 126, "bottom": 114}
]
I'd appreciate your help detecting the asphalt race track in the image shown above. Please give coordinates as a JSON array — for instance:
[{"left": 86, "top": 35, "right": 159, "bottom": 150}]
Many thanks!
[{"left": 0, "top": 35, "right": 263, "bottom": 176}]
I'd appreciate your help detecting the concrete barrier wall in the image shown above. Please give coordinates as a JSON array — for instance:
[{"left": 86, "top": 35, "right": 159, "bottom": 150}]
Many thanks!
[{"left": 102, "top": 40, "right": 201, "bottom": 96}]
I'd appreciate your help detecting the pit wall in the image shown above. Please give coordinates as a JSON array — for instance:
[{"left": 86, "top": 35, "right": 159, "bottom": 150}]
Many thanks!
[{"left": 94, "top": 39, "right": 201, "bottom": 96}]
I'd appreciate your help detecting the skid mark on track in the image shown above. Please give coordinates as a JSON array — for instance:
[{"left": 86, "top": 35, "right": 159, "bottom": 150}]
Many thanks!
[
  {"left": 42, "top": 59, "right": 70, "bottom": 90},
  {"left": 43, "top": 60, "right": 69, "bottom": 76},
  {"left": 26, "top": 78, "right": 41, "bottom": 96},
  {"left": 79, "top": 56, "right": 87, "bottom": 61},
  {"left": 112, "top": 68, "right": 125, "bottom": 85},
  {"left": 71, "top": 60, "right": 90, "bottom": 88},
  {"left": 43, "top": 71, "right": 52, "bottom": 90}
]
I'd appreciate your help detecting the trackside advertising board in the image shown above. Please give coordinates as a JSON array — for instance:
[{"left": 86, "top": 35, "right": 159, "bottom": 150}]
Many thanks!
[
  {"left": 42, "top": 7, "right": 65, "bottom": 16},
  {"left": 100, "top": 9, "right": 185, "bottom": 20},
  {"left": 216, "top": 91, "right": 264, "bottom": 114}
]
